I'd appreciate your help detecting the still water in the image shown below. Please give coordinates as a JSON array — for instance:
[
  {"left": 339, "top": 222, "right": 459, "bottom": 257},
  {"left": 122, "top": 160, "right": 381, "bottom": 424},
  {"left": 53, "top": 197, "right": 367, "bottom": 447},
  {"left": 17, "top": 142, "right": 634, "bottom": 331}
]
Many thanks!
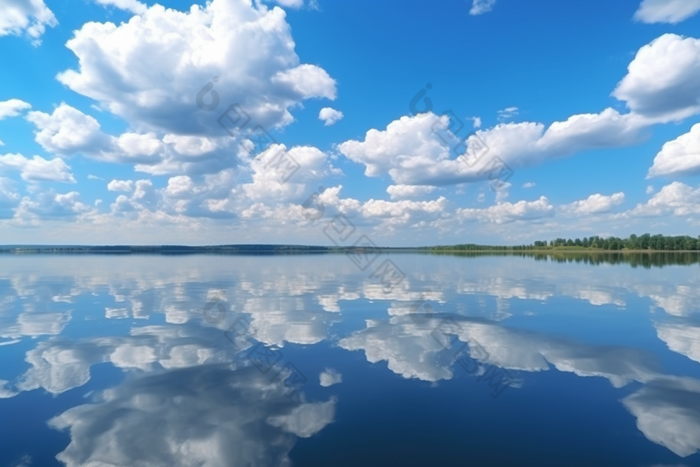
[{"left": 1, "top": 253, "right": 699, "bottom": 466}]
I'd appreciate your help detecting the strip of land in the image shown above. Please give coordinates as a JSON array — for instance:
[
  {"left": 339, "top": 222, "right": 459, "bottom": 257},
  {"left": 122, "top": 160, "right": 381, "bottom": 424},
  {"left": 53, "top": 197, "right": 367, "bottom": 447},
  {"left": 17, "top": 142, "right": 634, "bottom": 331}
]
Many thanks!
[{"left": 1, "top": 234, "right": 699, "bottom": 254}]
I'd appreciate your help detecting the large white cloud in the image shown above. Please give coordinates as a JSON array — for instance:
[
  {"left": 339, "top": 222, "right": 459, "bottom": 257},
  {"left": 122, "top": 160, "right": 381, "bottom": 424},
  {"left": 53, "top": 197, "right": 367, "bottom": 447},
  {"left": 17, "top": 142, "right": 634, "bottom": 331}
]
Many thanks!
[
  {"left": 0, "top": 99, "right": 31, "bottom": 119},
  {"left": 50, "top": 366, "right": 336, "bottom": 467},
  {"left": 648, "top": 123, "right": 700, "bottom": 177},
  {"left": 27, "top": 103, "right": 238, "bottom": 175},
  {"left": 560, "top": 192, "right": 625, "bottom": 215},
  {"left": 14, "top": 191, "right": 92, "bottom": 225},
  {"left": 634, "top": 0, "right": 700, "bottom": 24},
  {"left": 338, "top": 109, "right": 648, "bottom": 187},
  {"left": 621, "top": 181, "right": 700, "bottom": 217},
  {"left": 57, "top": 0, "right": 336, "bottom": 136},
  {"left": 0, "top": 153, "right": 75, "bottom": 183},
  {"left": 0, "top": 0, "right": 56, "bottom": 45},
  {"left": 26, "top": 104, "right": 113, "bottom": 157},
  {"left": 656, "top": 322, "right": 700, "bottom": 364},
  {"left": 613, "top": 34, "right": 700, "bottom": 121},
  {"left": 458, "top": 196, "right": 554, "bottom": 224},
  {"left": 622, "top": 377, "right": 700, "bottom": 457}
]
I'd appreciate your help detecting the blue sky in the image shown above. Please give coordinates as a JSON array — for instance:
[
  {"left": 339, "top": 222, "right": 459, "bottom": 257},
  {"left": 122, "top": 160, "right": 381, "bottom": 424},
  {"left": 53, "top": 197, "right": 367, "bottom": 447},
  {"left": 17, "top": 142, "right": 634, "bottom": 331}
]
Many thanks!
[{"left": 1, "top": 0, "right": 700, "bottom": 246}]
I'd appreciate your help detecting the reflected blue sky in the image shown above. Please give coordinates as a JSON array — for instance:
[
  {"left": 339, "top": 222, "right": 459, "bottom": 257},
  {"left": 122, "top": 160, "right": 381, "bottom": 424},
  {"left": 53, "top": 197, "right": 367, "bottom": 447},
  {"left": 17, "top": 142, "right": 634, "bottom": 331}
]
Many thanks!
[{"left": 1, "top": 254, "right": 700, "bottom": 466}]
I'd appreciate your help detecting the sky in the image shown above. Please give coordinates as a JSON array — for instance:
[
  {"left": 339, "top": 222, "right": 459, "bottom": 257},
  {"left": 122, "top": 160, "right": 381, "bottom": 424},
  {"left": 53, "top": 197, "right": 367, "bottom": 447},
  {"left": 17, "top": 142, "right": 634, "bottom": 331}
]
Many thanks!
[{"left": 1, "top": 0, "right": 700, "bottom": 246}]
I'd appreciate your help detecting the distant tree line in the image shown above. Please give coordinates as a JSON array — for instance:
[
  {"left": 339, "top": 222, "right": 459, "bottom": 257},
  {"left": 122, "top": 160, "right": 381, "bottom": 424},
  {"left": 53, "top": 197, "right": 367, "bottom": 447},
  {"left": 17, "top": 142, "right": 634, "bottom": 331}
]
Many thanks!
[
  {"left": 535, "top": 234, "right": 700, "bottom": 251},
  {"left": 432, "top": 234, "right": 700, "bottom": 252}
]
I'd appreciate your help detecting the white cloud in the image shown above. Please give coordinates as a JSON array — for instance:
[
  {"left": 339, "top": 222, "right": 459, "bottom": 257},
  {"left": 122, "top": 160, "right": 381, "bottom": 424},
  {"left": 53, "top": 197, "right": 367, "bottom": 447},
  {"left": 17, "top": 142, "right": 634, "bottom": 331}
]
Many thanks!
[
  {"left": 458, "top": 196, "right": 554, "bottom": 224},
  {"left": 613, "top": 34, "right": 700, "bottom": 121},
  {"left": 522, "top": 182, "right": 536, "bottom": 188},
  {"left": 497, "top": 106, "right": 519, "bottom": 121},
  {"left": 318, "top": 107, "right": 343, "bottom": 126},
  {"left": 0, "top": 99, "right": 31, "bottom": 119},
  {"left": 0, "top": 153, "right": 75, "bottom": 183},
  {"left": 50, "top": 367, "right": 336, "bottom": 466},
  {"left": 656, "top": 322, "right": 700, "bottom": 364},
  {"left": 339, "top": 318, "right": 455, "bottom": 382},
  {"left": 265, "top": 0, "right": 304, "bottom": 9},
  {"left": 27, "top": 104, "right": 235, "bottom": 175},
  {"left": 622, "top": 181, "right": 700, "bottom": 217},
  {"left": 386, "top": 185, "right": 435, "bottom": 199},
  {"left": 26, "top": 104, "right": 112, "bottom": 157},
  {"left": 646, "top": 185, "right": 655, "bottom": 194},
  {"left": 107, "top": 180, "right": 134, "bottom": 192},
  {"left": 623, "top": 378, "right": 700, "bottom": 457},
  {"left": 57, "top": 0, "right": 337, "bottom": 136},
  {"left": 339, "top": 109, "right": 647, "bottom": 187},
  {"left": 93, "top": 0, "right": 147, "bottom": 14},
  {"left": 319, "top": 368, "right": 342, "bottom": 387},
  {"left": 470, "top": 0, "right": 496, "bottom": 15},
  {"left": 561, "top": 192, "right": 625, "bottom": 215},
  {"left": 0, "top": 177, "right": 20, "bottom": 218},
  {"left": 0, "top": 0, "right": 57, "bottom": 45},
  {"left": 634, "top": 0, "right": 700, "bottom": 24},
  {"left": 471, "top": 116, "right": 482, "bottom": 129},
  {"left": 15, "top": 191, "right": 91, "bottom": 223},
  {"left": 648, "top": 123, "right": 700, "bottom": 177}
]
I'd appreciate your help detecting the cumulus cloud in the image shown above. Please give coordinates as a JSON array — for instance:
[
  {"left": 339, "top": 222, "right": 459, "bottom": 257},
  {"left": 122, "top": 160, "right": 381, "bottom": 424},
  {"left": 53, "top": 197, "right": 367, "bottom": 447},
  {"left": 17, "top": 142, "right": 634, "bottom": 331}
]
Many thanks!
[
  {"left": 26, "top": 104, "right": 236, "bottom": 175},
  {"left": 634, "top": 0, "right": 700, "bottom": 24},
  {"left": 613, "top": 34, "right": 700, "bottom": 121},
  {"left": 561, "top": 192, "right": 625, "bottom": 215},
  {"left": 457, "top": 196, "right": 554, "bottom": 224},
  {"left": 386, "top": 185, "right": 435, "bottom": 199},
  {"left": 656, "top": 322, "right": 700, "bottom": 364},
  {"left": 318, "top": 107, "right": 344, "bottom": 126},
  {"left": 470, "top": 0, "right": 496, "bottom": 15},
  {"left": 107, "top": 180, "right": 135, "bottom": 192},
  {"left": 56, "top": 0, "right": 337, "bottom": 136},
  {"left": 0, "top": 153, "right": 75, "bottom": 183},
  {"left": 648, "top": 123, "right": 700, "bottom": 177},
  {"left": 339, "top": 318, "right": 456, "bottom": 382},
  {"left": 339, "top": 109, "right": 648, "bottom": 187},
  {"left": 0, "top": 0, "right": 57, "bottom": 45},
  {"left": 0, "top": 99, "right": 31, "bottom": 119},
  {"left": 50, "top": 366, "right": 336, "bottom": 467},
  {"left": 0, "top": 177, "right": 20, "bottom": 218},
  {"left": 522, "top": 182, "right": 535, "bottom": 188},
  {"left": 15, "top": 191, "right": 91, "bottom": 223},
  {"left": 622, "top": 377, "right": 700, "bottom": 457},
  {"left": 319, "top": 368, "right": 342, "bottom": 387},
  {"left": 26, "top": 104, "right": 112, "bottom": 157},
  {"left": 621, "top": 181, "right": 700, "bottom": 217},
  {"left": 93, "top": 0, "right": 147, "bottom": 14}
]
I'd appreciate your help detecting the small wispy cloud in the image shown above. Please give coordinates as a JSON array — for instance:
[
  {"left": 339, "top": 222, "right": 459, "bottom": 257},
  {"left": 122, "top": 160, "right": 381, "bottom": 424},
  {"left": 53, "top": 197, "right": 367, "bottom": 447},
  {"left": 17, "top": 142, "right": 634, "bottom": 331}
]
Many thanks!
[
  {"left": 523, "top": 182, "right": 536, "bottom": 188},
  {"left": 470, "top": 0, "right": 496, "bottom": 15},
  {"left": 497, "top": 106, "right": 519, "bottom": 121}
]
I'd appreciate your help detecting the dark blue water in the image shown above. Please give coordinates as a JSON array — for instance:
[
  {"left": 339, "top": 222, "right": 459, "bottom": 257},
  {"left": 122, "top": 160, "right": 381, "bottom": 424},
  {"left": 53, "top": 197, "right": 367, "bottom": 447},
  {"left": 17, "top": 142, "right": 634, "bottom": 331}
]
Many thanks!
[{"left": 0, "top": 253, "right": 699, "bottom": 466}]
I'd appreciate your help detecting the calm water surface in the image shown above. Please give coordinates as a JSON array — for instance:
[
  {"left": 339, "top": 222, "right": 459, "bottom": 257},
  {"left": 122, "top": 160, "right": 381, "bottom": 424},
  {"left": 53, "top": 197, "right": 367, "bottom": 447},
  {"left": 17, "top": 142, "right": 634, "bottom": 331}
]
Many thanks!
[{"left": 1, "top": 253, "right": 699, "bottom": 466}]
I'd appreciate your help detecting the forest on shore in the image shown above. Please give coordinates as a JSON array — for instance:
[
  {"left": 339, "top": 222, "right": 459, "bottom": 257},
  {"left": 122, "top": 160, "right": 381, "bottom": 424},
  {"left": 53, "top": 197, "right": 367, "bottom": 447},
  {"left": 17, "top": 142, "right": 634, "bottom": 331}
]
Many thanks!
[{"left": 431, "top": 234, "right": 700, "bottom": 251}]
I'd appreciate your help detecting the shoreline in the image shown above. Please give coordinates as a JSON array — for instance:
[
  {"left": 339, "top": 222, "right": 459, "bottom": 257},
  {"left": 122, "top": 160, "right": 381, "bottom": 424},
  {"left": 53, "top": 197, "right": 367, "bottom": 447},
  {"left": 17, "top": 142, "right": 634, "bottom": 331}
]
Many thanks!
[{"left": 1, "top": 246, "right": 699, "bottom": 255}]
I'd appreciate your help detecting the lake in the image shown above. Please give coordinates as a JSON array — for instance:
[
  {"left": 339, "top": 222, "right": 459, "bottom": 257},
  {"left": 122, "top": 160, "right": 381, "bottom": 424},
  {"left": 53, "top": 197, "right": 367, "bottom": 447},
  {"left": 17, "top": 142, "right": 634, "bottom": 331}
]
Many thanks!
[{"left": 1, "top": 252, "right": 699, "bottom": 466}]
